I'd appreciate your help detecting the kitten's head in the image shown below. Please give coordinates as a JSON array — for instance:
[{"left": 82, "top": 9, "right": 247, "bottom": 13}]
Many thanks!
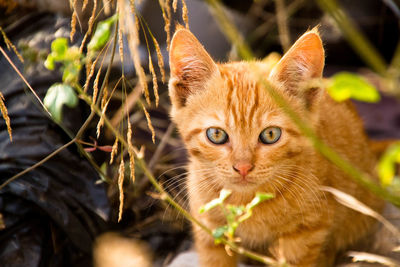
[{"left": 168, "top": 28, "right": 325, "bottom": 193}]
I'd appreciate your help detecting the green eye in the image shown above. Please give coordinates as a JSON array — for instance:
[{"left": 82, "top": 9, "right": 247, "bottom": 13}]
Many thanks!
[
  {"left": 259, "top": 127, "right": 281, "bottom": 144},
  {"left": 206, "top": 128, "right": 228, "bottom": 144}
]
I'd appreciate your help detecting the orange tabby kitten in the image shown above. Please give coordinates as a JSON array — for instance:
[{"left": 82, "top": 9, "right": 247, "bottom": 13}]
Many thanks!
[{"left": 168, "top": 28, "right": 384, "bottom": 267}]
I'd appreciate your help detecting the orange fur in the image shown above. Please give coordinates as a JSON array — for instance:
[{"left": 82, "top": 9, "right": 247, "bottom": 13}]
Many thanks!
[{"left": 168, "top": 28, "right": 384, "bottom": 267}]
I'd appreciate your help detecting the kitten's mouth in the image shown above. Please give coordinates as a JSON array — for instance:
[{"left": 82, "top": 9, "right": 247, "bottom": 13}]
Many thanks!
[{"left": 232, "top": 176, "right": 257, "bottom": 185}]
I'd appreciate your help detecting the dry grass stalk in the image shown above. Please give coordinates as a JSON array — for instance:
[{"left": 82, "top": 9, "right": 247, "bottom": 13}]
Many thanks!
[
  {"left": 110, "top": 137, "right": 119, "bottom": 164},
  {"left": 321, "top": 186, "right": 400, "bottom": 240},
  {"left": 181, "top": 0, "right": 189, "bottom": 28},
  {"left": 83, "top": 0, "right": 89, "bottom": 11},
  {"left": 0, "top": 46, "right": 50, "bottom": 115},
  {"left": 84, "top": 49, "right": 102, "bottom": 92},
  {"left": 110, "top": 82, "right": 142, "bottom": 128},
  {"left": 103, "top": 0, "right": 111, "bottom": 15},
  {"left": 127, "top": 120, "right": 136, "bottom": 183},
  {"left": 141, "top": 104, "right": 155, "bottom": 144},
  {"left": 70, "top": 0, "right": 78, "bottom": 41},
  {"left": 118, "top": 157, "right": 125, "bottom": 222},
  {"left": 96, "top": 85, "right": 110, "bottom": 138},
  {"left": 141, "top": 103, "right": 155, "bottom": 143},
  {"left": 159, "top": 0, "right": 171, "bottom": 50},
  {"left": 172, "top": 0, "right": 178, "bottom": 11},
  {"left": 118, "top": 25, "right": 124, "bottom": 65},
  {"left": 275, "top": 0, "right": 291, "bottom": 52},
  {"left": 119, "top": 0, "right": 150, "bottom": 105},
  {"left": 85, "top": 57, "right": 92, "bottom": 82},
  {"left": 0, "top": 92, "right": 12, "bottom": 142},
  {"left": 80, "top": 0, "right": 98, "bottom": 52},
  {"left": 0, "top": 26, "right": 23, "bottom": 63},
  {"left": 84, "top": 59, "right": 97, "bottom": 93},
  {"left": 347, "top": 251, "right": 400, "bottom": 267},
  {"left": 148, "top": 55, "right": 159, "bottom": 106},
  {"left": 150, "top": 31, "right": 166, "bottom": 82},
  {"left": 129, "top": 0, "right": 140, "bottom": 32},
  {"left": 92, "top": 68, "right": 101, "bottom": 104}
]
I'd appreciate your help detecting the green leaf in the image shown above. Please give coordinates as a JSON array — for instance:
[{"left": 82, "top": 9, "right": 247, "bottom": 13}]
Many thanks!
[
  {"left": 219, "top": 189, "right": 232, "bottom": 201},
  {"left": 212, "top": 225, "right": 228, "bottom": 243},
  {"left": 88, "top": 14, "right": 118, "bottom": 51},
  {"left": 327, "top": 72, "right": 380, "bottom": 103},
  {"left": 51, "top": 38, "right": 68, "bottom": 59},
  {"left": 44, "top": 54, "right": 55, "bottom": 70},
  {"left": 44, "top": 83, "right": 78, "bottom": 122},
  {"left": 247, "top": 192, "right": 274, "bottom": 210},
  {"left": 199, "top": 189, "right": 231, "bottom": 213},
  {"left": 199, "top": 198, "right": 222, "bottom": 213},
  {"left": 378, "top": 143, "right": 400, "bottom": 186}
]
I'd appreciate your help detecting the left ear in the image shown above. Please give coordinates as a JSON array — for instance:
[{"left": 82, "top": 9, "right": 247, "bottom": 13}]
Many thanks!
[{"left": 269, "top": 28, "right": 325, "bottom": 94}]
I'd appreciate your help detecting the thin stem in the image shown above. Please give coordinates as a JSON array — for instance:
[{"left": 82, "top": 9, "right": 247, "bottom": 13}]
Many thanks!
[
  {"left": 0, "top": 18, "right": 120, "bottom": 191},
  {"left": 253, "top": 64, "right": 400, "bottom": 207},
  {"left": 0, "top": 139, "right": 75, "bottom": 190},
  {"left": 0, "top": 46, "right": 50, "bottom": 115},
  {"left": 275, "top": 0, "right": 291, "bottom": 52},
  {"left": 204, "top": 0, "right": 254, "bottom": 60},
  {"left": 315, "top": 0, "right": 387, "bottom": 76}
]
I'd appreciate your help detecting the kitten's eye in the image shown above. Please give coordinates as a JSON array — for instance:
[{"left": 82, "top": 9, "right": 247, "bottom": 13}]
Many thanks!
[
  {"left": 259, "top": 127, "right": 281, "bottom": 144},
  {"left": 206, "top": 128, "right": 228, "bottom": 144}
]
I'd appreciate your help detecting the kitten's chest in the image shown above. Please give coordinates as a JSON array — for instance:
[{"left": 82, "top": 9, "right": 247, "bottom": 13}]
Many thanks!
[
  {"left": 232, "top": 201, "right": 304, "bottom": 249},
  {"left": 235, "top": 216, "right": 275, "bottom": 247}
]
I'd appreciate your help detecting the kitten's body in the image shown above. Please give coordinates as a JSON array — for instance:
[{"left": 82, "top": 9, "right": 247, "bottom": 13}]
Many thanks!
[{"left": 168, "top": 28, "right": 384, "bottom": 267}]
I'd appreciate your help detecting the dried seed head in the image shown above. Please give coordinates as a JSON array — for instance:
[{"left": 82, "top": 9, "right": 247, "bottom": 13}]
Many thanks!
[
  {"left": 148, "top": 55, "right": 159, "bottom": 107},
  {"left": 70, "top": 11, "right": 77, "bottom": 42},
  {"left": 0, "top": 26, "right": 23, "bottom": 63},
  {"left": 80, "top": 0, "right": 98, "bottom": 52},
  {"left": 92, "top": 68, "right": 101, "bottom": 104},
  {"left": 172, "top": 0, "right": 178, "bottom": 12},
  {"left": 160, "top": 0, "right": 171, "bottom": 50},
  {"left": 118, "top": 26, "right": 124, "bottom": 65},
  {"left": 83, "top": 0, "right": 89, "bottom": 11},
  {"left": 127, "top": 121, "right": 136, "bottom": 183},
  {"left": 110, "top": 137, "right": 119, "bottom": 164},
  {"left": 0, "top": 92, "right": 12, "bottom": 142},
  {"left": 152, "top": 36, "right": 166, "bottom": 83},
  {"left": 118, "top": 158, "right": 125, "bottom": 222},
  {"left": 182, "top": 0, "right": 189, "bottom": 29},
  {"left": 142, "top": 103, "right": 155, "bottom": 143},
  {"left": 84, "top": 55, "right": 100, "bottom": 92},
  {"left": 96, "top": 87, "right": 109, "bottom": 138}
]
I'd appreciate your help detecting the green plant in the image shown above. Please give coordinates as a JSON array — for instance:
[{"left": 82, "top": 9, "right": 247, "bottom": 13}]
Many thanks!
[
  {"left": 326, "top": 72, "right": 380, "bottom": 103},
  {"left": 378, "top": 142, "right": 400, "bottom": 187},
  {"left": 199, "top": 189, "right": 274, "bottom": 244},
  {"left": 43, "top": 14, "right": 117, "bottom": 123}
]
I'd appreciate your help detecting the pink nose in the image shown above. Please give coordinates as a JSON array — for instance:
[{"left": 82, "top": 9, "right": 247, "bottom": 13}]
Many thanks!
[{"left": 233, "top": 162, "right": 254, "bottom": 177}]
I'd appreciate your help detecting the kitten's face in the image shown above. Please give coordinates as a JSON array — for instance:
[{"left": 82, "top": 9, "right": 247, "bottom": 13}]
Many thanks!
[{"left": 169, "top": 28, "right": 324, "bottom": 193}]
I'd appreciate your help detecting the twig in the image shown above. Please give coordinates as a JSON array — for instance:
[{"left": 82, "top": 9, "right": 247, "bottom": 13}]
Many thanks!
[
  {"left": 315, "top": 0, "right": 387, "bottom": 76},
  {"left": 110, "top": 82, "right": 143, "bottom": 129},
  {"left": 0, "top": 17, "right": 120, "bottom": 191},
  {"left": 204, "top": 0, "right": 254, "bottom": 60},
  {"left": 275, "top": 0, "right": 291, "bottom": 52},
  {"left": 250, "top": 0, "right": 305, "bottom": 44},
  {"left": 148, "top": 123, "right": 175, "bottom": 171},
  {"left": 0, "top": 139, "right": 75, "bottom": 190},
  {"left": 0, "top": 46, "right": 50, "bottom": 116}
]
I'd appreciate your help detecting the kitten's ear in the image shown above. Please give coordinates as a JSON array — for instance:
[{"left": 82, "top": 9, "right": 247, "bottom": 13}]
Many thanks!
[
  {"left": 269, "top": 29, "right": 324, "bottom": 93},
  {"left": 169, "top": 28, "right": 218, "bottom": 107}
]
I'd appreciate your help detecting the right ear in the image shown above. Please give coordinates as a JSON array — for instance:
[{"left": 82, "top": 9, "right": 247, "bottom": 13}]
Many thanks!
[{"left": 169, "top": 28, "right": 218, "bottom": 108}]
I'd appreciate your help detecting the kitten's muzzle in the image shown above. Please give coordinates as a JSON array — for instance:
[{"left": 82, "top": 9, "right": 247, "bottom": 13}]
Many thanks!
[{"left": 232, "top": 162, "right": 254, "bottom": 178}]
